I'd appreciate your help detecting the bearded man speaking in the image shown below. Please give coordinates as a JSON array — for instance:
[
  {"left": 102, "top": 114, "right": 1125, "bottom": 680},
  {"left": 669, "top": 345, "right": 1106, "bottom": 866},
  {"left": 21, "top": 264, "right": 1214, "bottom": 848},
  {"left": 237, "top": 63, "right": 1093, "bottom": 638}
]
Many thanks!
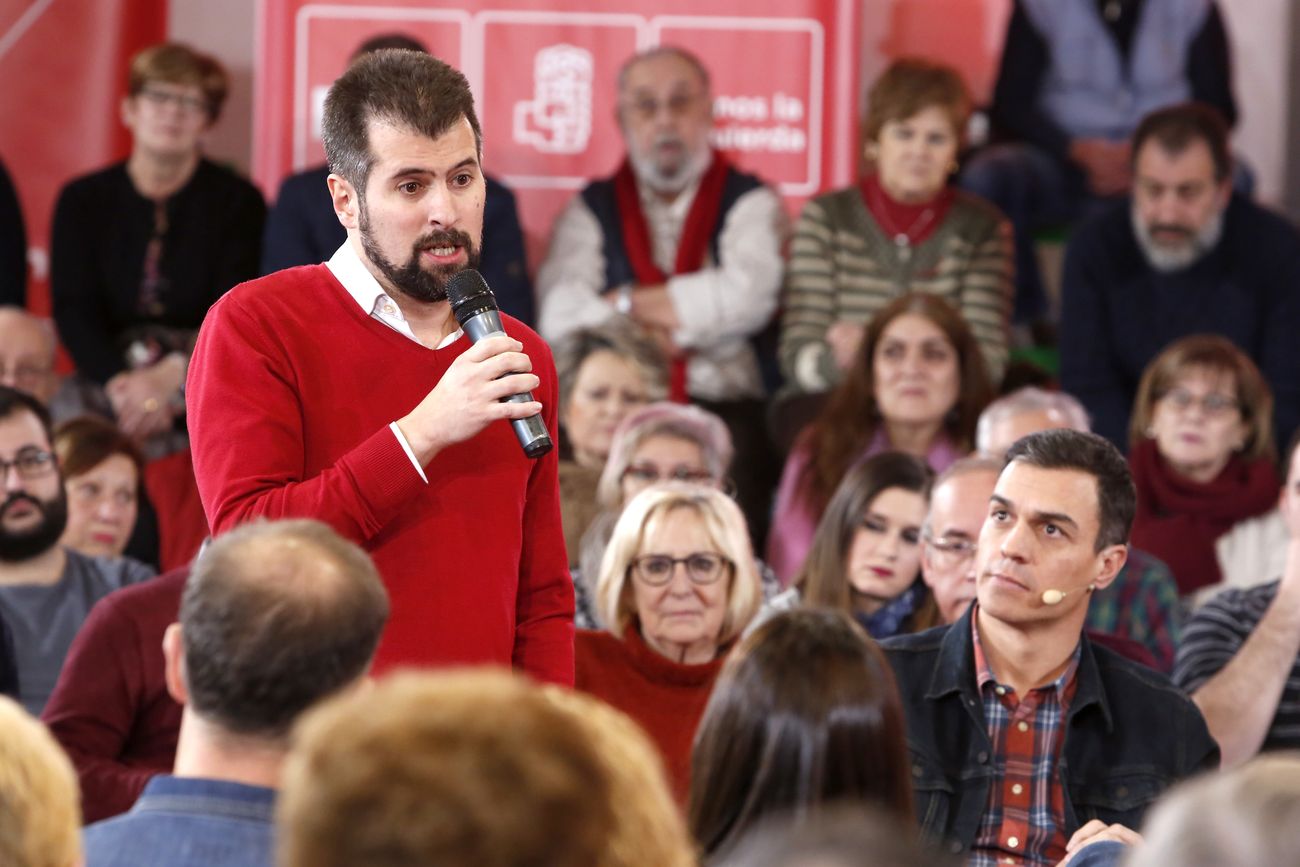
[
  {"left": 186, "top": 50, "right": 573, "bottom": 684},
  {"left": 0, "top": 387, "right": 153, "bottom": 714}
]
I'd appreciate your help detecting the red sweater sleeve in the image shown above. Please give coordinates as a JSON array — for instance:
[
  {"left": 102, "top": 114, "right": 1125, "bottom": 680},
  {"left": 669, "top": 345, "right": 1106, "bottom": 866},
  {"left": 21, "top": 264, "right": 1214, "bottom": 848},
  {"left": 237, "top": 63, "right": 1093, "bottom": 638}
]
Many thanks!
[
  {"left": 511, "top": 336, "right": 575, "bottom": 686},
  {"left": 187, "top": 288, "right": 427, "bottom": 544}
]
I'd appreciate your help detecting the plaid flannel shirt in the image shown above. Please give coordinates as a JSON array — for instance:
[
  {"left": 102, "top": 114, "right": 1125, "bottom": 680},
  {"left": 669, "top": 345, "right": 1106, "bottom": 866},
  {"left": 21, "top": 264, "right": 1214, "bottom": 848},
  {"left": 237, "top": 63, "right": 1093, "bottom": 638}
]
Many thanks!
[
  {"left": 969, "top": 614, "right": 1081, "bottom": 866},
  {"left": 1084, "top": 547, "right": 1182, "bottom": 672}
]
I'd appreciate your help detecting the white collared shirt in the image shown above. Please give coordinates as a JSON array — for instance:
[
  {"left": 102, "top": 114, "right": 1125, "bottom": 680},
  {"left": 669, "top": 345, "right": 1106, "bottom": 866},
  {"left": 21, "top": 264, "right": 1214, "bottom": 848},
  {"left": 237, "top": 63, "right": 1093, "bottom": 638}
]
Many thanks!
[{"left": 326, "top": 242, "right": 466, "bottom": 482}]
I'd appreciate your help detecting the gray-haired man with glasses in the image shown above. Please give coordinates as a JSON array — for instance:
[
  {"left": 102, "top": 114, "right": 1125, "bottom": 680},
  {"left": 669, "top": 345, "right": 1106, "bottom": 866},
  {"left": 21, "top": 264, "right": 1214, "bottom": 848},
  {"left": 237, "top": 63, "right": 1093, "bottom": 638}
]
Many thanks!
[
  {"left": 0, "top": 386, "right": 153, "bottom": 714},
  {"left": 921, "top": 458, "right": 1004, "bottom": 625}
]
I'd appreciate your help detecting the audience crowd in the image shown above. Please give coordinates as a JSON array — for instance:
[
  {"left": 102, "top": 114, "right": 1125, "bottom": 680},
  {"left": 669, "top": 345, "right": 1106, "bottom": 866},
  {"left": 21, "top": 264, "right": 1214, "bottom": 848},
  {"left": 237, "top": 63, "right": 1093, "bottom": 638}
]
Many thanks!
[{"left": 5, "top": 4, "right": 1300, "bottom": 864}]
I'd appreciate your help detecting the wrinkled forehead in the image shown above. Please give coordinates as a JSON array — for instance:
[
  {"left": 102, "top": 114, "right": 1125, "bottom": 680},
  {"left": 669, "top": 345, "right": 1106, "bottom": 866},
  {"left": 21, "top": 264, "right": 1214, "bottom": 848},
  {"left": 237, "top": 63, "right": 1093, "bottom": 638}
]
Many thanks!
[
  {"left": 620, "top": 53, "right": 707, "bottom": 98},
  {"left": 932, "top": 470, "right": 998, "bottom": 532},
  {"left": 0, "top": 313, "right": 54, "bottom": 361}
]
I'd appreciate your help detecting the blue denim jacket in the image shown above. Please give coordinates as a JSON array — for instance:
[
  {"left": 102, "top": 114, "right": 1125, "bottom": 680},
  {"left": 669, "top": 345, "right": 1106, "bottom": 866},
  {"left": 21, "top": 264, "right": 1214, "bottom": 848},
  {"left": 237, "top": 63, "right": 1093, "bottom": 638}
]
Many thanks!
[
  {"left": 882, "top": 607, "right": 1218, "bottom": 860},
  {"left": 83, "top": 775, "right": 275, "bottom": 867}
]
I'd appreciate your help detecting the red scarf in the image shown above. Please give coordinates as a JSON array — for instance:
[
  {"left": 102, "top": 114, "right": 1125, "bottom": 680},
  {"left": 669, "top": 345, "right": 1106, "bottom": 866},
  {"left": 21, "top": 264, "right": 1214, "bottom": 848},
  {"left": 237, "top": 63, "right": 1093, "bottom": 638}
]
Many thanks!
[
  {"left": 1128, "top": 437, "right": 1279, "bottom": 595},
  {"left": 859, "top": 172, "right": 953, "bottom": 248},
  {"left": 613, "top": 151, "right": 731, "bottom": 402}
]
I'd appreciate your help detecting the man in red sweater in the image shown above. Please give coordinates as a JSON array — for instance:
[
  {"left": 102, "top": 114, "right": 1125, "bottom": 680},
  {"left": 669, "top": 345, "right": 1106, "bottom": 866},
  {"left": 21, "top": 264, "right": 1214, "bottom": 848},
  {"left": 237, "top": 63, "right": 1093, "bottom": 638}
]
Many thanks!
[{"left": 186, "top": 50, "right": 573, "bottom": 683}]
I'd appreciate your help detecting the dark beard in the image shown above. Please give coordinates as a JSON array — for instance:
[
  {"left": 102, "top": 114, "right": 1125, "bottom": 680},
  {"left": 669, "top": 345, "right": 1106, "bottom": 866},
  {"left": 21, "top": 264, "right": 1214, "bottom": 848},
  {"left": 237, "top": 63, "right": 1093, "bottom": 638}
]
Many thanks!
[
  {"left": 0, "top": 489, "right": 69, "bottom": 563},
  {"left": 358, "top": 202, "right": 482, "bottom": 304}
]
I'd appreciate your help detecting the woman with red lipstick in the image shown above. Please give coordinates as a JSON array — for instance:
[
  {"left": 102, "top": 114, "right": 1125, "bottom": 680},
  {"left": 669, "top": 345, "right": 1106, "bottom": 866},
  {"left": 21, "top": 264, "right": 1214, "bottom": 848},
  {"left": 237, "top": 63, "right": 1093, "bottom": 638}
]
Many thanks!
[
  {"left": 777, "top": 58, "right": 1012, "bottom": 404},
  {"left": 53, "top": 416, "right": 145, "bottom": 562},
  {"left": 767, "top": 292, "right": 993, "bottom": 583},
  {"left": 1128, "top": 335, "right": 1279, "bottom": 596}
]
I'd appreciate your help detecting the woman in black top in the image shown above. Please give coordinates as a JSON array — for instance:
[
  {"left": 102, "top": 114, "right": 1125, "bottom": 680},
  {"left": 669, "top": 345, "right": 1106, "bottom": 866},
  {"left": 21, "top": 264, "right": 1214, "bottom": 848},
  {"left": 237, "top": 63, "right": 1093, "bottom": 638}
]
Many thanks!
[{"left": 50, "top": 42, "right": 264, "bottom": 445}]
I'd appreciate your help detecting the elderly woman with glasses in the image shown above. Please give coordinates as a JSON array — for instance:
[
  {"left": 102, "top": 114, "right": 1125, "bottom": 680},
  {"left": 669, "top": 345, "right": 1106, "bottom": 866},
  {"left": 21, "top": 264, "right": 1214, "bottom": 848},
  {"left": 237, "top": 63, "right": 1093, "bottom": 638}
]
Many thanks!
[
  {"left": 576, "top": 484, "right": 762, "bottom": 803},
  {"left": 50, "top": 42, "right": 264, "bottom": 450},
  {"left": 1128, "top": 335, "right": 1280, "bottom": 597}
]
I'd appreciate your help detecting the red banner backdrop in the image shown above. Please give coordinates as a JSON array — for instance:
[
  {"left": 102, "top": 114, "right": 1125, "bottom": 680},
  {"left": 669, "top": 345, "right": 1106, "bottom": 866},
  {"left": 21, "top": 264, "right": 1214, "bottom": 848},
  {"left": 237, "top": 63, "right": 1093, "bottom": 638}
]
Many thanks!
[
  {"left": 254, "top": 0, "right": 862, "bottom": 267},
  {"left": 0, "top": 0, "right": 167, "bottom": 315}
]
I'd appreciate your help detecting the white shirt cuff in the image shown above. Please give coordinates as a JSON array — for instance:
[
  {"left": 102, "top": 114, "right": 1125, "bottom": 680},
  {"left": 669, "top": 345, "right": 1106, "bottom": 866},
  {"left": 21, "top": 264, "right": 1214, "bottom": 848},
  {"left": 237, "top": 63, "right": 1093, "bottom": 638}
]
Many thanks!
[{"left": 389, "top": 422, "right": 429, "bottom": 484}]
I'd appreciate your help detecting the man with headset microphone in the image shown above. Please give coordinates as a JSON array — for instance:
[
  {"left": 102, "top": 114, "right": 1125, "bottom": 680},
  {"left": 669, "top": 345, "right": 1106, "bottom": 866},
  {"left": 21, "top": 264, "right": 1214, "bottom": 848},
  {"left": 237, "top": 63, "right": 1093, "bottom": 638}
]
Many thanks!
[{"left": 884, "top": 429, "right": 1217, "bottom": 866}]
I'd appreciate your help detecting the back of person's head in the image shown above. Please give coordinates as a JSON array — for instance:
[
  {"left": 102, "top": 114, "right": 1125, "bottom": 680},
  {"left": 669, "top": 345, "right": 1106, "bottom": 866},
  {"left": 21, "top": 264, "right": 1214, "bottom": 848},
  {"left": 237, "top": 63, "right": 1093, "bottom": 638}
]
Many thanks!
[
  {"left": 322, "top": 48, "right": 482, "bottom": 190},
  {"left": 0, "top": 697, "right": 80, "bottom": 867},
  {"left": 975, "top": 386, "right": 1090, "bottom": 457},
  {"left": 278, "top": 670, "right": 696, "bottom": 867},
  {"left": 176, "top": 519, "right": 389, "bottom": 739},
  {"left": 1128, "top": 753, "right": 1300, "bottom": 867},
  {"left": 689, "top": 609, "right": 914, "bottom": 858},
  {"left": 350, "top": 32, "right": 428, "bottom": 62},
  {"left": 128, "top": 41, "right": 229, "bottom": 122},
  {"left": 1006, "top": 429, "right": 1135, "bottom": 551},
  {"left": 1132, "top": 102, "right": 1231, "bottom": 183},
  {"left": 712, "top": 804, "right": 949, "bottom": 867}
]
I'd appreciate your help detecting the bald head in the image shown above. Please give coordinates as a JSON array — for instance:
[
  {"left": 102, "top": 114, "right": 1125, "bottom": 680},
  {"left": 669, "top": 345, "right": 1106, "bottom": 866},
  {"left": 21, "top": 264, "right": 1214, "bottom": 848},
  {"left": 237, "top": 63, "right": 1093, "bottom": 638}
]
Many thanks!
[{"left": 0, "top": 308, "right": 56, "bottom": 404}]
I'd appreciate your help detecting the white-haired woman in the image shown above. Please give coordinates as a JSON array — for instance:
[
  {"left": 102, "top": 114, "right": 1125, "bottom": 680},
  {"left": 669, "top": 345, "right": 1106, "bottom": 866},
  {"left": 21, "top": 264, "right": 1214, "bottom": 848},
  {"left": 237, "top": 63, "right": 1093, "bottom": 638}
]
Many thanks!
[{"left": 575, "top": 484, "right": 762, "bottom": 803}]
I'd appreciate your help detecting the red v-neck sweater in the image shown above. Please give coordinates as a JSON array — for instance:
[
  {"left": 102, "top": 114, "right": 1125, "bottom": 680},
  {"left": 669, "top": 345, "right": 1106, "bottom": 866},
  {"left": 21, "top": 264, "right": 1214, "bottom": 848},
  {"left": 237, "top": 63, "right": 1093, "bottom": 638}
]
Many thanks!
[{"left": 187, "top": 264, "right": 573, "bottom": 683}]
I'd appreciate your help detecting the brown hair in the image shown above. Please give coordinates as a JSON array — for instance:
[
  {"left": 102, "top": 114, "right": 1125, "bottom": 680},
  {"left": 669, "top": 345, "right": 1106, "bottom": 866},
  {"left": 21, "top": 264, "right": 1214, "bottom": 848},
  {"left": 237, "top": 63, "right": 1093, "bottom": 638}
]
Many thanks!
[
  {"left": 53, "top": 415, "right": 144, "bottom": 483},
  {"left": 689, "top": 609, "right": 915, "bottom": 858},
  {"left": 863, "top": 58, "right": 971, "bottom": 152},
  {"left": 1132, "top": 102, "right": 1232, "bottom": 183},
  {"left": 0, "top": 697, "right": 81, "bottom": 867},
  {"left": 799, "top": 451, "right": 939, "bottom": 632},
  {"left": 1128, "top": 334, "right": 1274, "bottom": 463},
  {"left": 798, "top": 293, "right": 992, "bottom": 510},
  {"left": 279, "top": 671, "right": 695, "bottom": 867},
  {"left": 128, "top": 42, "right": 229, "bottom": 122}
]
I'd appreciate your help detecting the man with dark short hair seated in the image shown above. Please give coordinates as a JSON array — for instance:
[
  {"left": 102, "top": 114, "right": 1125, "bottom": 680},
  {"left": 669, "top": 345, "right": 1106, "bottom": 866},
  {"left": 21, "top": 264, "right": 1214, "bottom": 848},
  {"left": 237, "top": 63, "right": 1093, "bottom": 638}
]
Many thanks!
[
  {"left": 81, "top": 519, "right": 389, "bottom": 867},
  {"left": 1059, "top": 102, "right": 1300, "bottom": 452},
  {"left": 884, "top": 429, "right": 1217, "bottom": 864}
]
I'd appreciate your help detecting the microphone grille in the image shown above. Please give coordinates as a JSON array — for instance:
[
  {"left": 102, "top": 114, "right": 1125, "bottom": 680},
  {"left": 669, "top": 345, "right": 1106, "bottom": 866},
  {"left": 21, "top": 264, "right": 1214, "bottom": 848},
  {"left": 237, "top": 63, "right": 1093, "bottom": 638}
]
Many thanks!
[{"left": 445, "top": 269, "right": 497, "bottom": 324}]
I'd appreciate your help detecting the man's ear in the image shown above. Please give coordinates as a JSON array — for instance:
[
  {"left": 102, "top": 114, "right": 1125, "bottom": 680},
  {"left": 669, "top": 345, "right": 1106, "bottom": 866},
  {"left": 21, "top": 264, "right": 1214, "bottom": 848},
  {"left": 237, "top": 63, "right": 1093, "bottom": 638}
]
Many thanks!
[
  {"left": 327, "top": 173, "right": 360, "bottom": 231},
  {"left": 162, "top": 623, "right": 189, "bottom": 706},
  {"left": 1091, "top": 543, "right": 1129, "bottom": 592}
]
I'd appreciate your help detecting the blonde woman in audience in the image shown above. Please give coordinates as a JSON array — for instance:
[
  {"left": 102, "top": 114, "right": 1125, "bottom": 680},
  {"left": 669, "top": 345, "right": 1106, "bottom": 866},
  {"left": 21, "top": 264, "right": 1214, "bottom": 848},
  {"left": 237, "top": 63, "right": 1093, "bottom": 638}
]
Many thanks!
[
  {"left": 553, "top": 323, "right": 668, "bottom": 565},
  {"left": 768, "top": 292, "right": 992, "bottom": 583},
  {"left": 1128, "top": 335, "right": 1278, "bottom": 597},
  {"left": 0, "top": 696, "right": 82, "bottom": 867},
  {"left": 279, "top": 670, "right": 697, "bottom": 867},
  {"left": 579, "top": 485, "right": 762, "bottom": 802},
  {"left": 777, "top": 57, "right": 1011, "bottom": 400},
  {"left": 54, "top": 416, "right": 144, "bottom": 561}
]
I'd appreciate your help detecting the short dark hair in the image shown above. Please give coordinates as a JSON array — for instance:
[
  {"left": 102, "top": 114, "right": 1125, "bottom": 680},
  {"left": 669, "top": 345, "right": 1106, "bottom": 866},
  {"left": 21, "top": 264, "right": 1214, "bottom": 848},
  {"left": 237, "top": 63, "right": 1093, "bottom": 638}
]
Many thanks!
[
  {"left": 0, "top": 386, "right": 53, "bottom": 444},
  {"left": 688, "top": 609, "right": 915, "bottom": 859},
  {"left": 1005, "top": 429, "right": 1135, "bottom": 550},
  {"left": 128, "top": 42, "right": 229, "bottom": 122},
  {"left": 713, "top": 803, "right": 953, "bottom": 867},
  {"left": 350, "top": 33, "right": 428, "bottom": 63},
  {"left": 1132, "top": 102, "right": 1231, "bottom": 183},
  {"left": 321, "top": 49, "right": 482, "bottom": 192},
  {"left": 180, "top": 519, "right": 389, "bottom": 739}
]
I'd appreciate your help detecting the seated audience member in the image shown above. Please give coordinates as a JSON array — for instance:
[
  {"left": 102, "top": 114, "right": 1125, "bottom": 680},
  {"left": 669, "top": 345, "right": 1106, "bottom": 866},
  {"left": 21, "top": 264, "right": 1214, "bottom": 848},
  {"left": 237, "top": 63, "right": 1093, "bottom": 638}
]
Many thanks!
[
  {"left": 280, "top": 670, "right": 696, "bottom": 867},
  {"left": 690, "top": 609, "right": 915, "bottom": 859},
  {"left": 713, "top": 805, "right": 948, "bottom": 867},
  {"left": 962, "top": 2, "right": 1237, "bottom": 325},
  {"left": 53, "top": 416, "right": 144, "bottom": 560},
  {"left": 42, "top": 568, "right": 186, "bottom": 823},
  {"left": 768, "top": 293, "right": 992, "bottom": 583},
  {"left": 779, "top": 58, "right": 1011, "bottom": 399},
  {"left": 0, "top": 387, "right": 154, "bottom": 714},
  {"left": 883, "top": 430, "right": 1218, "bottom": 863},
  {"left": 0, "top": 159, "right": 26, "bottom": 307},
  {"left": 81, "top": 519, "right": 388, "bottom": 867},
  {"left": 50, "top": 42, "right": 264, "bottom": 449},
  {"left": 974, "top": 388, "right": 1182, "bottom": 670},
  {"left": 554, "top": 323, "right": 667, "bottom": 565},
  {"left": 1128, "top": 335, "right": 1278, "bottom": 596},
  {"left": 575, "top": 401, "right": 735, "bottom": 626},
  {"left": 538, "top": 45, "right": 786, "bottom": 543},
  {"left": 1126, "top": 753, "right": 1300, "bottom": 867},
  {"left": 0, "top": 696, "right": 82, "bottom": 867},
  {"left": 0, "top": 307, "right": 58, "bottom": 406},
  {"left": 1059, "top": 103, "right": 1300, "bottom": 451},
  {"left": 1173, "top": 431, "right": 1300, "bottom": 768},
  {"left": 769, "top": 452, "right": 940, "bottom": 639},
  {"left": 579, "top": 484, "right": 761, "bottom": 801},
  {"left": 260, "top": 35, "right": 535, "bottom": 324}
]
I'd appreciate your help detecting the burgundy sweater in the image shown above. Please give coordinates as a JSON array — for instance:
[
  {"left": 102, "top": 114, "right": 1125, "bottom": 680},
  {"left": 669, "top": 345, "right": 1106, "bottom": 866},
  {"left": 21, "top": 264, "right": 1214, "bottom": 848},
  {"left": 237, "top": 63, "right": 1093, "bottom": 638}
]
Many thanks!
[
  {"left": 187, "top": 265, "right": 574, "bottom": 682},
  {"left": 42, "top": 569, "right": 186, "bottom": 823},
  {"left": 575, "top": 626, "right": 728, "bottom": 802}
]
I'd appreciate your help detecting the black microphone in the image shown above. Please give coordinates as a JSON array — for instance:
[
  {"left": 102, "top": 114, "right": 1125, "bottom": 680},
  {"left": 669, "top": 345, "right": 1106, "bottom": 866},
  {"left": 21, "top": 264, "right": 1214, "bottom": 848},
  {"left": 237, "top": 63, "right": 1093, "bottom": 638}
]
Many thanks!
[{"left": 446, "top": 269, "right": 553, "bottom": 459}]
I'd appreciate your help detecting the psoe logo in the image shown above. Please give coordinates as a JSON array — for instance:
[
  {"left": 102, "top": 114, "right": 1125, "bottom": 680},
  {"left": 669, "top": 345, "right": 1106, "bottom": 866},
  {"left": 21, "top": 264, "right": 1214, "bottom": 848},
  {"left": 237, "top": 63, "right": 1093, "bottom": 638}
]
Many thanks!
[{"left": 512, "top": 44, "right": 593, "bottom": 154}]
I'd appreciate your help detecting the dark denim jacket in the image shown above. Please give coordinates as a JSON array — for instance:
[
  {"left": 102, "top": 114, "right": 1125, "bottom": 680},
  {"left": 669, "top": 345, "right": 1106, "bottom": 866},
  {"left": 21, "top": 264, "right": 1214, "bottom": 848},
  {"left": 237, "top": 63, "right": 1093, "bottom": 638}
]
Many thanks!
[{"left": 882, "top": 607, "right": 1219, "bottom": 859}]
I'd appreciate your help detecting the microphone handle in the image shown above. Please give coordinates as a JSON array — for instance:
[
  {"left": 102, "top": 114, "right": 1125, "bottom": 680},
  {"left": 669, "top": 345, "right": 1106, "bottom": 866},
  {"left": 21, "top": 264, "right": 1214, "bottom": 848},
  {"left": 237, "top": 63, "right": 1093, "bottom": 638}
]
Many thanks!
[{"left": 462, "top": 311, "right": 553, "bottom": 458}]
